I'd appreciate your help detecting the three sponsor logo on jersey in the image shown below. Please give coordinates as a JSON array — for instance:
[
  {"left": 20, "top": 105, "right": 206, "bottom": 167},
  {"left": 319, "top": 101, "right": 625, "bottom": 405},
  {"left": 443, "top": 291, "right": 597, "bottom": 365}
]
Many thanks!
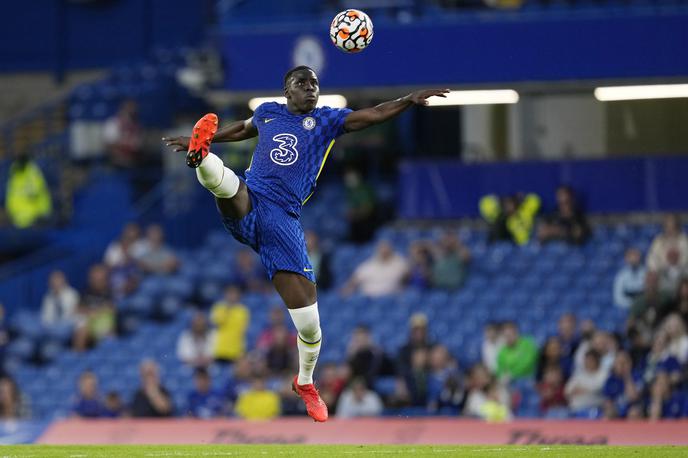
[{"left": 267, "top": 117, "right": 316, "bottom": 166}]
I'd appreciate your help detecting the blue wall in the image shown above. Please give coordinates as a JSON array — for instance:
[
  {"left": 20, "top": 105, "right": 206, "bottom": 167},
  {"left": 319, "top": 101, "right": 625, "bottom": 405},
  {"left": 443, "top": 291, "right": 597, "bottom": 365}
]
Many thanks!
[
  {"left": 0, "top": 0, "right": 204, "bottom": 73},
  {"left": 399, "top": 156, "right": 688, "bottom": 219},
  {"left": 219, "top": 9, "right": 688, "bottom": 90}
]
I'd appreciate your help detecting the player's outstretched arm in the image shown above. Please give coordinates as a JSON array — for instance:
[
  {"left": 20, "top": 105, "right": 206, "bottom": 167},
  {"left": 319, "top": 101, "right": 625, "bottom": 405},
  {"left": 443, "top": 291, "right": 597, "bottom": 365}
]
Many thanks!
[
  {"left": 343, "top": 89, "right": 449, "bottom": 133},
  {"left": 163, "top": 118, "right": 258, "bottom": 152}
]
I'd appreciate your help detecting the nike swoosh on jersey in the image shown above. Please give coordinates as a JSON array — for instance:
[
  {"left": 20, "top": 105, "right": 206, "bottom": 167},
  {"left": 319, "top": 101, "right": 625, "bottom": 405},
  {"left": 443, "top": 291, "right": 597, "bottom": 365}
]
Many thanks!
[
  {"left": 304, "top": 268, "right": 314, "bottom": 272},
  {"left": 264, "top": 118, "right": 275, "bottom": 123}
]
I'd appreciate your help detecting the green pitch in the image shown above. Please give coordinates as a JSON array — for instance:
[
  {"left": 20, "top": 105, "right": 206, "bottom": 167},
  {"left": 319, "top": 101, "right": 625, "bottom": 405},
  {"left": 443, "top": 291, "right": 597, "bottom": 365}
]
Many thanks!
[{"left": 1, "top": 445, "right": 686, "bottom": 457}]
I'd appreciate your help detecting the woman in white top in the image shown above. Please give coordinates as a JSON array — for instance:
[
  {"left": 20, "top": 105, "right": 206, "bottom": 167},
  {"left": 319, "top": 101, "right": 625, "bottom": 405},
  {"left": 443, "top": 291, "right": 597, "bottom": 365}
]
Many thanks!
[{"left": 565, "top": 350, "right": 607, "bottom": 412}]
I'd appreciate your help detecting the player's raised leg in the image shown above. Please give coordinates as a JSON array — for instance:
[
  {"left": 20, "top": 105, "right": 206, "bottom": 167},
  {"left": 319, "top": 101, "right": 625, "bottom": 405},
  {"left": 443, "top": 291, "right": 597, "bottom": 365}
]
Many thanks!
[
  {"left": 273, "top": 271, "right": 328, "bottom": 422},
  {"left": 184, "top": 113, "right": 252, "bottom": 219}
]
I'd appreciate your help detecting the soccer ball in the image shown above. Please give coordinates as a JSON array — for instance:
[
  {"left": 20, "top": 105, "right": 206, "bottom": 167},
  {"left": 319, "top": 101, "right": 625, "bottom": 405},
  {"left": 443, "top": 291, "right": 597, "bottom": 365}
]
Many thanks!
[{"left": 329, "top": 9, "right": 374, "bottom": 53}]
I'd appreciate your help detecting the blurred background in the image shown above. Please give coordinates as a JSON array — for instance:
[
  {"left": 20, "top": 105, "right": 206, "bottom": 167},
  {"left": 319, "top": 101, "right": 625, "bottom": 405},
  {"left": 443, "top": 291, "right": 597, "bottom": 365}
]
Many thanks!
[{"left": 0, "top": 0, "right": 687, "bottom": 440}]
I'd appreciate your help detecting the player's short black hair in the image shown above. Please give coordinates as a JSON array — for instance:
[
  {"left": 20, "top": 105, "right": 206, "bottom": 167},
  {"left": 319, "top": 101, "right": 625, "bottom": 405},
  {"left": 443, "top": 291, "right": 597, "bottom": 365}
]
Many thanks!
[{"left": 284, "top": 65, "right": 315, "bottom": 88}]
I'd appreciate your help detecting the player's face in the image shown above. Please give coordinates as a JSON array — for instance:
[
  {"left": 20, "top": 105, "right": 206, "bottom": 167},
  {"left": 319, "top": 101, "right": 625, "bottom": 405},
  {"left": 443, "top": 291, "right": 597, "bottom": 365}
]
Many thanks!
[{"left": 285, "top": 69, "right": 320, "bottom": 113}]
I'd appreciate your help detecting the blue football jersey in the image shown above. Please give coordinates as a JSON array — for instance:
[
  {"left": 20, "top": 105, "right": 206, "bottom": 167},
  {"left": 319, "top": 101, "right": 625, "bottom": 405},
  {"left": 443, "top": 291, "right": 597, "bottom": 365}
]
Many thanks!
[{"left": 245, "top": 102, "right": 352, "bottom": 216}]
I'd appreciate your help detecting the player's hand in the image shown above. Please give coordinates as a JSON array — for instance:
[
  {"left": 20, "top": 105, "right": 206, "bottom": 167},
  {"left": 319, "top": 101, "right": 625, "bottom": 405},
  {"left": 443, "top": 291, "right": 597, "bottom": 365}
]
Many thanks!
[
  {"left": 405, "top": 89, "right": 450, "bottom": 106},
  {"left": 162, "top": 135, "right": 190, "bottom": 152}
]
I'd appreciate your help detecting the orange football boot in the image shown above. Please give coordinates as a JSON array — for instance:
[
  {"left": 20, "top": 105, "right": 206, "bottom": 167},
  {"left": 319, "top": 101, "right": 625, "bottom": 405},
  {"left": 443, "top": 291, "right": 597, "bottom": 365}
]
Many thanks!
[
  {"left": 292, "top": 376, "right": 328, "bottom": 422},
  {"left": 186, "top": 113, "right": 218, "bottom": 168}
]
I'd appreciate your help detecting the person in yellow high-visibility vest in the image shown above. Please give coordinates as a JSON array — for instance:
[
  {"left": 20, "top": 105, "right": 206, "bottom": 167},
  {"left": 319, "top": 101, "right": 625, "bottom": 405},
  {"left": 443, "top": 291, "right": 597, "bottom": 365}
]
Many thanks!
[
  {"left": 479, "top": 193, "right": 540, "bottom": 246},
  {"left": 5, "top": 152, "right": 52, "bottom": 228}
]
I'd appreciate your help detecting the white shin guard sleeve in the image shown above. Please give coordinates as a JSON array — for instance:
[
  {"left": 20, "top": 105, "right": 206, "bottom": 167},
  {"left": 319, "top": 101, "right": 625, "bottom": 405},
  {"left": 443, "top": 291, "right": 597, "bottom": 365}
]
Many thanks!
[{"left": 195, "top": 152, "right": 240, "bottom": 199}]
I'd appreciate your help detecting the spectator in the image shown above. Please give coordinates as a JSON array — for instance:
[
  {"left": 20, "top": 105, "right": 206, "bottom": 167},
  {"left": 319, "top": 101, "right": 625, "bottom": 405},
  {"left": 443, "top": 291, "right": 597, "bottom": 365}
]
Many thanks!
[
  {"left": 233, "top": 250, "right": 269, "bottom": 292},
  {"left": 602, "top": 351, "right": 642, "bottom": 419},
  {"left": 342, "top": 240, "right": 408, "bottom": 297},
  {"left": 210, "top": 286, "right": 250, "bottom": 364},
  {"left": 481, "top": 322, "right": 503, "bottom": 374},
  {"left": 224, "top": 356, "right": 255, "bottom": 404},
  {"left": 103, "top": 391, "right": 124, "bottom": 418},
  {"left": 537, "top": 365, "right": 567, "bottom": 415},
  {"left": 73, "top": 264, "right": 116, "bottom": 352},
  {"left": 41, "top": 270, "right": 80, "bottom": 327},
  {"left": 536, "top": 337, "right": 568, "bottom": 382},
  {"left": 480, "top": 381, "right": 513, "bottom": 422},
  {"left": 431, "top": 232, "right": 471, "bottom": 290},
  {"left": 463, "top": 363, "right": 508, "bottom": 418},
  {"left": 186, "top": 368, "right": 225, "bottom": 418},
  {"left": 648, "top": 371, "right": 685, "bottom": 420},
  {"left": 397, "top": 313, "right": 434, "bottom": 373},
  {"left": 407, "top": 241, "right": 434, "bottom": 289},
  {"left": 177, "top": 312, "right": 216, "bottom": 369},
  {"left": 0, "top": 376, "right": 29, "bottom": 419},
  {"left": 104, "top": 223, "right": 144, "bottom": 268},
  {"left": 646, "top": 214, "right": 688, "bottom": 281},
  {"left": 344, "top": 169, "right": 378, "bottom": 243},
  {"left": 675, "top": 278, "right": 688, "bottom": 326},
  {"left": 659, "top": 314, "right": 688, "bottom": 364},
  {"left": 72, "top": 371, "right": 106, "bottom": 418},
  {"left": 336, "top": 377, "right": 383, "bottom": 418},
  {"left": 642, "top": 332, "right": 682, "bottom": 386},
  {"left": 346, "top": 325, "right": 394, "bottom": 385},
  {"left": 109, "top": 238, "right": 141, "bottom": 300},
  {"left": 479, "top": 192, "right": 540, "bottom": 245},
  {"left": 613, "top": 248, "right": 647, "bottom": 309},
  {"left": 317, "top": 363, "right": 348, "bottom": 414},
  {"left": 565, "top": 350, "right": 607, "bottom": 413},
  {"left": 4, "top": 150, "right": 52, "bottom": 229},
  {"left": 537, "top": 185, "right": 590, "bottom": 245},
  {"left": 496, "top": 322, "right": 538, "bottom": 381},
  {"left": 305, "top": 230, "right": 332, "bottom": 289},
  {"left": 427, "top": 345, "right": 463, "bottom": 414},
  {"left": 130, "top": 360, "right": 174, "bottom": 417},
  {"left": 630, "top": 271, "right": 674, "bottom": 337},
  {"left": 574, "top": 331, "right": 617, "bottom": 376},
  {"left": 557, "top": 313, "right": 580, "bottom": 363},
  {"left": 234, "top": 376, "right": 280, "bottom": 420},
  {"left": 136, "top": 224, "right": 179, "bottom": 274},
  {"left": 103, "top": 99, "right": 143, "bottom": 168},
  {"left": 257, "top": 305, "right": 294, "bottom": 352},
  {"left": 403, "top": 348, "right": 430, "bottom": 407},
  {"left": 265, "top": 325, "right": 297, "bottom": 375}
]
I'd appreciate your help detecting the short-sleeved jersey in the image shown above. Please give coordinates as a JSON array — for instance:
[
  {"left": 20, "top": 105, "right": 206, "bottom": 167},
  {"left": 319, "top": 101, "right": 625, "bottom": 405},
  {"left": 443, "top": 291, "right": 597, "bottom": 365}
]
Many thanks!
[{"left": 245, "top": 102, "right": 352, "bottom": 216}]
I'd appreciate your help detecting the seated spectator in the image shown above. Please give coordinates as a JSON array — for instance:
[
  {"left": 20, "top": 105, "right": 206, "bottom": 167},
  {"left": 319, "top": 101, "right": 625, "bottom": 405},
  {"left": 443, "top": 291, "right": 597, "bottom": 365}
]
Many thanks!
[
  {"left": 536, "top": 336, "right": 568, "bottom": 382},
  {"left": 427, "top": 345, "right": 464, "bottom": 414},
  {"left": 402, "top": 348, "right": 430, "bottom": 407},
  {"left": 480, "top": 381, "right": 513, "bottom": 422},
  {"left": 104, "top": 223, "right": 144, "bottom": 268},
  {"left": 72, "top": 371, "right": 106, "bottom": 418},
  {"left": 342, "top": 240, "right": 408, "bottom": 297},
  {"left": 463, "top": 363, "right": 508, "bottom": 419},
  {"left": 73, "top": 264, "right": 116, "bottom": 352},
  {"left": 136, "top": 224, "right": 179, "bottom": 274},
  {"left": 233, "top": 250, "right": 269, "bottom": 292},
  {"left": 646, "top": 214, "right": 688, "bottom": 285},
  {"left": 256, "top": 305, "right": 294, "bottom": 352},
  {"left": 648, "top": 371, "right": 685, "bottom": 420},
  {"left": 537, "top": 185, "right": 590, "bottom": 245},
  {"left": 225, "top": 356, "right": 255, "bottom": 404},
  {"left": 479, "top": 192, "right": 540, "bottom": 245},
  {"left": 305, "top": 230, "right": 332, "bottom": 289},
  {"left": 234, "top": 376, "right": 280, "bottom": 420},
  {"left": 658, "top": 248, "right": 688, "bottom": 295},
  {"left": 574, "top": 330, "right": 617, "bottom": 376},
  {"left": 602, "top": 351, "right": 642, "bottom": 419},
  {"left": 130, "top": 360, "right": 174, "bottom": 417},
  {"left": 481, "top": 322, "right": 503, "bottom": 374},
  {"left": 103, "top": 99, "right": 143, "bottom": 168},
  {"left": 103, "top": 391, "right": 124, "bottom": 418},
  {"left": 642, "top": 332, "right": 682, "bottom": 386},
  {"left": 565, "top": 350, "right": 607, "bottom": 413},
  {"left": 0, "top": 376, "right": 29, "bottom": 419},
  {"left": 186, "top": 368, "right": 225, "bottom": 418},
  {"left": 431, "top": 232, "right": 471, "bottom": 290},
  {"left": 317, "top": 363, "right": 349, "bottom": 414},
  {"left": 537, "top": 365, "right": 567, "bottom": 415},
  {"left": 397, "top": 313, "right": 435, "bottom": 374},
  {"left": 557, "top": 313, "right": 580, "bottom": 363},
  {"left": 346, "top": 325, "right": 394, "bottom": 385},
  {"left": 496, "top": 322, "right": 538, "bottom": 381},
  {"left": 344, "top": 169, "right": 378, "bottom": 243},
  {"left": 630, "top": 271, "right": 674, "bottom": 340},
  {"left": 176, "top": 312, "right": 216, "bottom": 369},
  {"left": 109, "top": 239, "right": 141, "bottom": 300},
  {"left": 407, "top": 241, "right": 434, "bottom": 289},
  {"left": 336, "top": 377, "right": 383, "bottom": 418},
  {"left": 210, "top": 286, "right": 250, "bottom": 364},
  {"left": 265, "top": 325, "right": 297, "bottom": 375},
  {"left": 4, "top": 149, "right": 52, "bottom": 229},
  {"left": 613, "top": 248, "right": 646, "bottom": 309},
  {"left": 660, "top": 313, "right": 688, "bottom": 364},
  {"left": 675, "top": 278, "right": 688, "bottom": 326},
  {"left": 41, "top": 270, "right": 80, "bottom": 327}
]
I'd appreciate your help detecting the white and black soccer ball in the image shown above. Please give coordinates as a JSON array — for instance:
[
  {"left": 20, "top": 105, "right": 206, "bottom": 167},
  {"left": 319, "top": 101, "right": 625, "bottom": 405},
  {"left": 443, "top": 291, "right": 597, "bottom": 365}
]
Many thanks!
[{"left": 329, "top": 9, "right": 373, "bottom": 53}]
